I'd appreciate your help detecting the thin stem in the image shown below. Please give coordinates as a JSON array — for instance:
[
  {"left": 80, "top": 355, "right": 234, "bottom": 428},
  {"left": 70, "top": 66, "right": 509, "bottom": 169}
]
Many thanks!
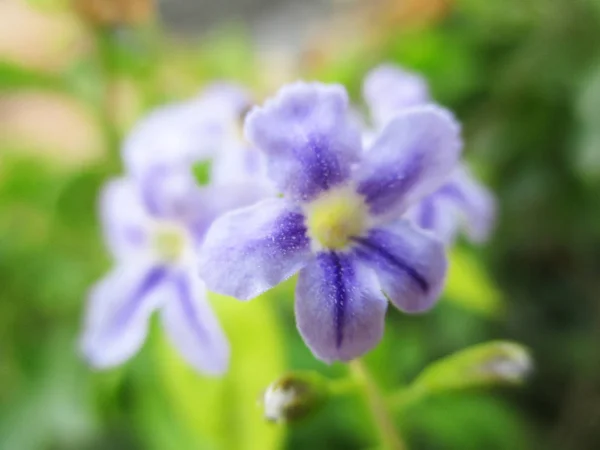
[
  {"left": 349, "top": 359, "right": 408, "bottom": 450},
  {"left": 95, "top": 28, "right": 121, "bottom": 158}
]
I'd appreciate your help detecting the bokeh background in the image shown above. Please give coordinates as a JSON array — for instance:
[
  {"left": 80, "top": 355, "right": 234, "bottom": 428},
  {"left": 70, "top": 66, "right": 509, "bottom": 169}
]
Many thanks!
[{"left": 2, "top": 0, "right": 600, "bottom": 449}]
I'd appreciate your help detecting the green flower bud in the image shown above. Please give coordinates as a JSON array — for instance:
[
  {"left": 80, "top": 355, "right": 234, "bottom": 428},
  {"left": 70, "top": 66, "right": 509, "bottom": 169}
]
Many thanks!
[
  {"left": 412, "top": 341, "right": 533, "bottom": 395},
  {"left": 474, "top": 342, "right": 532, "bottom": 383},
  {"left": 392, "top": 341, "right": 533, "bottom": 411}
]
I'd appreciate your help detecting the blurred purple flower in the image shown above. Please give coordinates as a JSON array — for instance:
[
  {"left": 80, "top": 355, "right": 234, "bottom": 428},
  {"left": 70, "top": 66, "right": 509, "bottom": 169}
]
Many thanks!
[
  {"left": 363, "top": 64, "right": 496, "bottom": 244},
  {"left": 80, "top": 178, "right": 227, "bottom": 374},
  {"left": 123, "top": 82, "right": 272, "bottom": 194},
  {"left": 81, "top": 83, "right": 271, "bottom": 374},
  {"left": 199, "top": 82, "right": 462, "bottom": 363}
]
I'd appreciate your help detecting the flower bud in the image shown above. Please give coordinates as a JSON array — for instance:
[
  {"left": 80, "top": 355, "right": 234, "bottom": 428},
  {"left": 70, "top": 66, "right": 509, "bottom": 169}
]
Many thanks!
[
  {"left": 411, "top": 341, "right": 533, "bottom": 395},
  {"left": 474, "top": 342, "right": 533, "bottom": 383},
  {"left": 262, "top": 372, "right": 329, "bottom": 423}
]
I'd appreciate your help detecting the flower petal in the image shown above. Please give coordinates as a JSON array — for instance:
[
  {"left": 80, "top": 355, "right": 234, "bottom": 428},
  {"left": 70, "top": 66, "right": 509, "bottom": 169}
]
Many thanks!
[
  {"left": 198, "top": 198, "right": 311, "bottom": 300},
  {"left": 139, "top": 166, "right": 271, "bottom": 242},
  {"left": 200, "top": 82, "right": 269, "bottom": 186},
  {"left": 406, "top": 195, "right": 461, "bottom": 244},
  {"left": 123, "top": 101, "right": 217, "bottom": 177},
  {"left": 245, "top": 82, "right": 362, "bottom": 202},
  {"left": 356, "top": 106, "right": 462, "bottom": 218},
  {"left": 211, "top": 142, "right": 273, "bottom": 191},
  {"left": 199, "top": 82, "right": 252, "bottom": 116},
  {"left": 80, "top": 262, "right": 169, "bottom": 368},
  {"left": 438, "top": 166, "right": 496, "bottom": 243},
  {"left": 295, "top": 252, "right": 387, "bottom": 363},
  {"left": 363, "top": 64, "right": 430, "bottom": 127},
  {"left": 138, "top": 166, "right": 201, "bottom": 221},
  {"left": 161, "top": 268, "right": 229, "bottom": 375},
  {"left": 187, "top": 182, "right": 273, "bottom": 242},
  {"left": 352, "top": 221, "right": 447, "bottom": 313},
  {"left": 124, "top": 83, "right": 250, "bottom": 176},
  {"left": 100, "top": 177, "right": 150, "bottom": 260},
  {"left": 122, "top": 97, "right": 218, "bottom": 224}
]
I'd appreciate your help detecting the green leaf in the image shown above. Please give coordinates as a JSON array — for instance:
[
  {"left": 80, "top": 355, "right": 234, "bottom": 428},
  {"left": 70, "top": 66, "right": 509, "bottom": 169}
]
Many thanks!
[
  {"left": 61, "top": 58, "right": 105, "bottom": 107},
  {"left": 399, "top": 341, "right": 532, "bottom": 409},
  {"left": 155, "top": 293, "right": 285, "bottom": 450},
  {"left": 403, "top": 394, "right": 531, "bottom": 450},
  {"left": 444, "top": 248, "right": 504, "bottom": 318},
  {"left": 96, "top": 27, "right": 160, "bottom": 78},
  {"left": 133, "top": 353, "right": 200, "bottom": 450},
  {"left": 0, "top": 61, "right": 64, "bottom": 92},
  {"left": 574, "top": 61, "right": 600, "bottom": 182},
  {"left": 0, "top": 335, "right": 98, "bottom": 450},
  {"left": 194, "top": 28, "right": 257, "bottom": 84}
]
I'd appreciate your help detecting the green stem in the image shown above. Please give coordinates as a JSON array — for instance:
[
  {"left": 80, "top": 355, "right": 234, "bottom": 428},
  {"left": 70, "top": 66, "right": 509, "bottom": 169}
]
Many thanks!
[
  {"left": 349, "top": 360, "right": 407, "bottom": 450},
  {"left": 95, "top": 28, "right": 121, "bottom": 157},
  {"left": 387, "top": 386, "right": 425, "bottom": 412}
]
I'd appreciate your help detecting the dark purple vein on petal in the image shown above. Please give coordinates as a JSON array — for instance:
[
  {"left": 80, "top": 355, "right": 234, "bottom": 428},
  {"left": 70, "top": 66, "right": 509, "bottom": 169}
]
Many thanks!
[
  {"left": 352, "top": 236, "right": 429, "bottom": 294},
  {"left": 108, "top": 265, "right": 168, "bottom": 337},
  {"left": 174, "top": 273, "right": 211, "bottom": 345}
]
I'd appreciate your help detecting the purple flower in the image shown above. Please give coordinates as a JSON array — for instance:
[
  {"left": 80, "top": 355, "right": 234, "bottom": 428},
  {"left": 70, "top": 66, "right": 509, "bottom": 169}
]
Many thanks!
[
  {"left": 80, "top": 176, "right": 269, "bottom": 374},
  {"left": 363, "top": 64, "right": 496, "bottom": 244},
  {"left": 81, "top": 84, "right": 271, "bottom": 374},
  {"left": 123, "top": 82, "right": 272, "bottom": 194},
  {"left": 80, "top": 178, "right": 227, "bottom": 374},
  {"left": 198, "top": 82, "right": 462, "bottom": 363}
]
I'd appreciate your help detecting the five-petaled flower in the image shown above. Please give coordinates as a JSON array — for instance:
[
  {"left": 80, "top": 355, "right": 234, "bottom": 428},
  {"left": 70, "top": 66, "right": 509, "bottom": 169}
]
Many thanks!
[
  {"left": 80, "top": 84, "right": 269, "bottom": 374},
  {"left": 364, "top": 64, "right": 496, "bottom": 244},
  {"left": 199, "top": 82, "right": 462, "bottom": 363}
]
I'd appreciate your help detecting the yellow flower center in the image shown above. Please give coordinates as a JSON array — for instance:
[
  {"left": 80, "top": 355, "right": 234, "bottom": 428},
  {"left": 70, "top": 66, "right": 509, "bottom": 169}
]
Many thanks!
[
  {"left": 153, "top": 223, "right": 187, "bottom": 262},
  {"left": 305, "top": 186, "right": 368, "bottom": 250}
]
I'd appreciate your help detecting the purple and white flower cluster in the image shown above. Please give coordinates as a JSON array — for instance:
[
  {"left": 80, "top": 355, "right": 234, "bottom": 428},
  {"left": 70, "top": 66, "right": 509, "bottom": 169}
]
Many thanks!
[
  {"left": 198, "top": 81, "right": 460, "bottom": 363},
  {"left": 82, "top": 64, "right": 496, "bottom": 371}
]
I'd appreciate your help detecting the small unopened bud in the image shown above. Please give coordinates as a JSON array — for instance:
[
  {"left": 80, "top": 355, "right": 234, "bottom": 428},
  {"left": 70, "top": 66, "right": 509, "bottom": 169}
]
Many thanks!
[
  {"left": 262, "top": 372, "right": 328, "bottom": 424},
  {"left": 475, "top": 342, "right": 533, "bottom": 383},
  {"left": 410, "top": 341, "right": 533, "bottom": 397}
]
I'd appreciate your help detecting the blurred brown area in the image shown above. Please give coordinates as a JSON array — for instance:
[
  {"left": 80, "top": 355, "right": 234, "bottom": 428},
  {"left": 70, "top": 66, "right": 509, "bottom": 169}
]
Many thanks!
[
  {"left": 0, "top": 0, "right": 89, "bottom": 72},
  {"left": 72, "top": 0, "right": 155, "bottom": 27},
  {"left": 301, "top": 0, "right": 453, "bottom": 74},
  {"left": 0, "top": 91, "right": 103, "bottom": 168},
  {"left": 0, "top": 0, "right": 103, "bottom": 169}
]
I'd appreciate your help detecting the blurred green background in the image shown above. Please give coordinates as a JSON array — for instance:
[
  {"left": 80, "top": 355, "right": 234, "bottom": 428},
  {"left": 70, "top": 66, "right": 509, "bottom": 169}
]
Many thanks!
[{"left": 2, "top": 0, "right": 600, "bottom": 449}]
